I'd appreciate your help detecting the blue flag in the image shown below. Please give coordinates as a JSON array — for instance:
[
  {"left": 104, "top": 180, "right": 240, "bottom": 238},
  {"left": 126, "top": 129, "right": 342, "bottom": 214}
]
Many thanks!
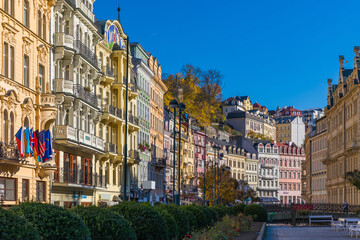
[
  {"left": 43, "top": 130, "right": 53, "bottom": 162},
  {"left": 24, "top": 128, "right": 31, "bottom": 157}
]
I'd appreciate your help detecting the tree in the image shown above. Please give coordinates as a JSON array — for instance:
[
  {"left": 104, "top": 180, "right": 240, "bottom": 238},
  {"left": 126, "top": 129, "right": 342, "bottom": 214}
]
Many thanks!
[
  {"left": 345, "top": 170, "right": 360, "bottom": 190},
  {"left": 163, "top": 65, "right": 224, "bottom": 127},
  {"left": 199, "top": 165, "right": 237, "bottom": 206}
]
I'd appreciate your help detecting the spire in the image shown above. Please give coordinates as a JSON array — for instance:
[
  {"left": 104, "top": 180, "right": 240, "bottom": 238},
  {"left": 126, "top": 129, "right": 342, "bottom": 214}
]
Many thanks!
[
  {"left": 117, "top": 5, "right": 121, "bottom": 23},
  {"left": 354, "top": 46, "right": 359, "bottom": 69},
  {"left": 339, "top": 55, "right": 345, "bottom": 84}
]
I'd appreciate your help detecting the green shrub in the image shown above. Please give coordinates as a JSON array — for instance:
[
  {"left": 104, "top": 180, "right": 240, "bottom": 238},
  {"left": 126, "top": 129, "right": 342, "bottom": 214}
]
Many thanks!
[
  {"left": 232, "top": 204, "right": 246, "bottom": 216},
  {"left": 244, "top": 204, "right": 268, "bottom": 222},
  {"left": 210, "top": 206, "right": 226, "bottom": 219},
  {"left": 110, "top": 202, "right": 168, "bottom": 240},
  {"left": 180, "top": 206, "right": 197, "bottom": 231},
  {"left": 9, "top": 202, "right": 90, "bottom": 240},
  {"left": 70, "top": 206, "right": 136, "bottom": 240},
  {"left": 155, "top": 209, "right": 180, "bottom": 240},
  {"left": 183, "top": 205, "right": 206, "bottom": 230},
  {"left": 156, "top": 204, "right": 190, "bottom": 237},
  {"left": 196, "top": 205, "right": 217, "bottom": 226},
  {"left": 0, "top": 208, "right": 40, "bottom": 240}
]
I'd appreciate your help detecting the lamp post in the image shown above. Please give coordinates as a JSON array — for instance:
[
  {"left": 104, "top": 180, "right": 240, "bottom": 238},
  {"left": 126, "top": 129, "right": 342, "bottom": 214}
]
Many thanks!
[
  {"left": 169, "top": 99, "right": 178, "bottom": 204},
  {"left": 177, "top": 103, "right": 185, "bottom": 205},
  {"left": 212, "top": 145, "right": 218, "bottom": 205}
]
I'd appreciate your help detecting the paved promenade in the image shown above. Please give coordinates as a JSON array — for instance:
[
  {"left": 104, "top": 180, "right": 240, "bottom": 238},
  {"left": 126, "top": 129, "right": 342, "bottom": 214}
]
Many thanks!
[{"left": 264, "top": 226, "right": 352, "bottom": 240}]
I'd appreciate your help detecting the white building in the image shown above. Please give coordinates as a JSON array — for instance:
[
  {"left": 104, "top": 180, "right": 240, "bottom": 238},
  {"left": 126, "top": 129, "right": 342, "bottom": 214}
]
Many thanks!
[
  {"left": 253, "top": 141, "right": 279, "bottom": 200},
  {"left": 222, "top": 97, "right": 246, "bottom": 117},
  {"left": 51, "top": 0, "right": 104, "bottom": 207},
  {"left": 302, "top": 108, "right": 324, "bottom": 127},
  {"left": 131, "top": 43, "right": 153, "bottom": 198}
]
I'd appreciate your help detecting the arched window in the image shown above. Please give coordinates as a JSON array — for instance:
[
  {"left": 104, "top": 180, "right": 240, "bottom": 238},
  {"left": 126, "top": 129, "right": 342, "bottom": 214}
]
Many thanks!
[
  {"left": 65, "top": 65, "right": 70, "bottom": 80},
  {"left": 10, "top": 112, "right": 14, "bottom": 143},
  {"left": 24, "top": 116, "right": 29, "bottom": 128},
  {"left": 43, "top": 14, "right": 46, "bottom": 40},
  {"left": 3, "top": 110, "right": 8, "bottom": 144}
]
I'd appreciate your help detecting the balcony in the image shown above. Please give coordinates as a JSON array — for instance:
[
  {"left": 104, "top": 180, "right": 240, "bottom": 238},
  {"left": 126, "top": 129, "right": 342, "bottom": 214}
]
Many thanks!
[
  {"left": 262, "top": 163, "right": 276, "bottom": 169},
  {"left": 54, "top": 167, "right": 106, "bottom": 188},
  {"left": 105, "top": 142, "right": 117, "bottom": 154},
  {"left": 152, "top": 158, "right": 166, "bottom": 170},
  {"left": 128, "top": 114, "right": 139, "bottom": 126},
  {"left": 101, "top": 105, "right": 122, "bottom": 123},
  {"left": 73, "top": 84, "right": 98, "bottom": 107},
  {"left": 73, "top": 40, "right": 98, "bottom": 68},
  {"left": 40, "top": 93, "right": 56, "bottom": 107},
  {"left": 54, "top": 125, "right": 105, "bottom": 152},
  {"left": 54, "top": 33, "right": 74, "bottom": 48},
  {"left": 259, "top": 174, "right": 277, "bottom": 180},
  {"left": 257, "top": 186, "right": 279, "bottom": 191},
  {"left": 129, "top": 83, "right": 139, "bottom": 100},
  {"left": 126, "top": 150, "right": 140, "bottom": 165},
  {"left": 55, "top": 78, "right": 73, "bottom": 94},
  {"left": 0, "top": 141, "right": 21, "bottom": 161}
]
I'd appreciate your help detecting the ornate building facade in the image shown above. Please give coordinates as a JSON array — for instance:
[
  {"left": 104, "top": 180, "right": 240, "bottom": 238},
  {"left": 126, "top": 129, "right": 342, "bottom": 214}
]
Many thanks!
[
  {"left": 324, "top": 50, "right": 360, "bottom": 204},
  {"left": 0, "top": 0, "right": 57, "bottom": 205}
]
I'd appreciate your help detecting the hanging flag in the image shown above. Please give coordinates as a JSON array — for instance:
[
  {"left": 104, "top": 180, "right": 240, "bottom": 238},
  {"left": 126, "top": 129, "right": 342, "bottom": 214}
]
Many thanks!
[
  {"left": 15, "top": 127, "right": 24, "bottom": 157},
  {"left": 43, "top": 130, "right": 53, "bottom": 162},
  {"left": 24, "top": 128, "right": 31, "bottom": 157},
  {"left": 35, "top": 130, "right": 42, "bottom": 162},
  {"left": 33, "top": 130, "right": 40, "bottom": 162},
  {"left": 48, "top": 130, "right": 53, "bottom": 160},
  {"left": 29, "top": 128, "right": 34, "bottom": 156},
  {"left": 38, "top": 130, "right": 46, "bottom": 161}
]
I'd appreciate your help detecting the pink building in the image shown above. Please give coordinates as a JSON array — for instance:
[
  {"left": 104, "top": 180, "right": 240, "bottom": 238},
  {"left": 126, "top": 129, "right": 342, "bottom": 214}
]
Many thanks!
[
  {"left": 192, "top": 127, "right": 206, "bottom": 184},
  {"left": 277, "top": 142, "right": 305, "bottom": 204}
]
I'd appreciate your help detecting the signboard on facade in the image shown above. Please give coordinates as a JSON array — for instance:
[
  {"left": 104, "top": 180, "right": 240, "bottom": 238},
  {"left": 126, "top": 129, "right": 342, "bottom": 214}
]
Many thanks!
[{"left": 104, "top": 24, "right": 125, "bottom": 50}]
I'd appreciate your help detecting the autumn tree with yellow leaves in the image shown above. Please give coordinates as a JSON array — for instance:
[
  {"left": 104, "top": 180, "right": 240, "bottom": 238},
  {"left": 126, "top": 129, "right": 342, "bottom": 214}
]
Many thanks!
[
  {"left": 199, "top": 165, "right": 238, "bottom": 206},
  {"left": 163, "top": 64, "right": 224, "bottom": 127}
]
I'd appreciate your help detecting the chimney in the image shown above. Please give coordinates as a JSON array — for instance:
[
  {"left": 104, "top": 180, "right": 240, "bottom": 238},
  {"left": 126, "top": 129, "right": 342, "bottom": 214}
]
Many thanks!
[
  {"left": 354, "top": 46, "right": 360, "bottom": 69},
  {"left": 117, "top": 6, "right": 121, "bottom": 23},
  {"left": 339, "top": 55, "right": 345, "bottom": 83}
]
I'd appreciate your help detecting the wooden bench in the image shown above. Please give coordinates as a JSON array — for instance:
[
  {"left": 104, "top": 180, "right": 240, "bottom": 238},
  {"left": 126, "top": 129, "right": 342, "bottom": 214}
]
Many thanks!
[{"left": 309, "top": 215, "right": 333, "bottom": 226}]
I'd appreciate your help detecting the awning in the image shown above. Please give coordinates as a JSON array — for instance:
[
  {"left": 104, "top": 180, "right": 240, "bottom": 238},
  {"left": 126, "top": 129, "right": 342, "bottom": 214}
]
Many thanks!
[{"left": 99, "top": 201, "right": 119, "bottom": 206}]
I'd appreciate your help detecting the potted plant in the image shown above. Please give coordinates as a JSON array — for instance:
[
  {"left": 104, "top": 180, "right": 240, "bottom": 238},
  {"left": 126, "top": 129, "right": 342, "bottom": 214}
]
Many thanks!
[{"left": 84, "top": 86, "right": 91, "bottom": 92}]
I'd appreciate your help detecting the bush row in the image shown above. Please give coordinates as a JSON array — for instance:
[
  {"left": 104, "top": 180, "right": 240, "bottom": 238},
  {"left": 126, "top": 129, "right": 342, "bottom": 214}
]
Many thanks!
[{"left": 1, "top": 202, "right": 267, "bottom": 240}]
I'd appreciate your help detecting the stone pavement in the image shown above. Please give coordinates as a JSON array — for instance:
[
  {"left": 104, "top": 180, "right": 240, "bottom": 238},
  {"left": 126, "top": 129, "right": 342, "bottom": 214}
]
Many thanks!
[{"left": 264, "top": 226, "right": 352, "bottom": 240}]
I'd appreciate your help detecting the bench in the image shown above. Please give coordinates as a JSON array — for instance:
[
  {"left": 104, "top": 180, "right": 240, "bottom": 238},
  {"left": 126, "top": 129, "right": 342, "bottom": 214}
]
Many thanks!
[{"left": 309, "top": 215, "right": 333, "bottom": 226}]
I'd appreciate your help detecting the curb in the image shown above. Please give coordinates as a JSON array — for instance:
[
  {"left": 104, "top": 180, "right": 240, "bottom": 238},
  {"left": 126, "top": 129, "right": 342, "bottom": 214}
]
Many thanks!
[{"left": 256, "top": 223, "right": 266, "bottom": 240}]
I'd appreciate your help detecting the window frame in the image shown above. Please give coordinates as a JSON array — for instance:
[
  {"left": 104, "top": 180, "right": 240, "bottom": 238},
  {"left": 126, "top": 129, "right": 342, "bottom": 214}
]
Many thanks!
[{"left": 0, "top": 177, "right": 16, "bottom": 201}]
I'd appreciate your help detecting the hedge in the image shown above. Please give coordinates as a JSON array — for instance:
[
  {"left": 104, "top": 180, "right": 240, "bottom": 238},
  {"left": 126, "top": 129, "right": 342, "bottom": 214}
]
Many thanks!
[
  {"left": 210, "top": 206, "right": 227, "bottom": 219},
  {"left": 244, "top": 204, "right": 268, "bottom": 222},
  {"left": 196, "top": 205, "right": 217, "bottom": 226},
  {"left": 156, "top": 204, "right": 190, "bottom": 237},
  {"left": 183, "top": 205, "right": 206, "bottom": 230},
  {"left": 155, "top": 209, "right": 180, "bottom": 240},
  {"left": 180, "top": 207, "right": 197, "bottom": 231},
  {"left": 110, "top": 202, "right": 168, "bottom": 240},
  {"left": 231, "top": 203, "right": 246, "bottom": 216},
  {"left": 70, "top": 206, "right": 136, "bottom": 240},
  {"left": 9, "top": 202, "right": 90, "bottom": 240},
  {"left": 0, "top": 207, "right": 40, "bottom": 240}
]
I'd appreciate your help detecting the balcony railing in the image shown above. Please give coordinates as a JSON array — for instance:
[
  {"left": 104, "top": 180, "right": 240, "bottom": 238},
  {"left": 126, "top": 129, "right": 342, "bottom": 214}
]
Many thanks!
[
  {"left": 108, "top": 105, "right": 122, "bottom": 119},
  {"left": 73, "top": 40, "right": 98, "bottom": 67},
  {"left": 0, "top": 141, "right": 20, "bottom": 160},
  {"left": 54, "top": 125, "right": 104, "bottom": 151},
  {"left": 73, "top": 84, "right": 98, "bottom": 107},
  {"left": 55, "top": 78, "right": 73, "bottom": 94},
  {"left": 106, "top": 142, "right": 117, "bottom": 154},
  {"left": 128, "top": 114, "right": 139, "bottom": 125},
  {"left": 54, "top": 167, "right": 106, "bottom": 188},
  {"left": 105, "top": 66, "right": 114, "bottom": 77}
]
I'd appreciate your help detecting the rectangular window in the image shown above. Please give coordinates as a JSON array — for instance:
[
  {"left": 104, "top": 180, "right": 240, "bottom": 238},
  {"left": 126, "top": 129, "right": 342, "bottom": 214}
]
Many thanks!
[
  {"left": 39, "top": 64, "right": 44, "bottom": 93},
  {"left": 3, "top": 42, "right": 8, "bottom": 77},
  {"left": 24, "top": 0, "right": 29, "bottom": 27},
  {"left": 36, "top": 181, "right": 45, "bottom": 202},
  {"left": 38, "top": 10, "right": 42, "bottom": 36},
  {"left": 0, "top": 178, "right": 16, "bottom": 201},
  {"left": 24, "top": 55, "right": 29, "bottom": 87},
  {"left": 22, "top": 179, "right": 29, "bottom": 201},
  {"left": 9, "top": 46, "right": 14, "bottom": 79}
]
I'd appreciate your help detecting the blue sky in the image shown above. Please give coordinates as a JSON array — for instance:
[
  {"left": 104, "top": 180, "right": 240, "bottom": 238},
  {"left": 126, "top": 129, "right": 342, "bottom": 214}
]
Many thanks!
[{"left": 94, "top": 0, "right": 360, "bottom": 110}]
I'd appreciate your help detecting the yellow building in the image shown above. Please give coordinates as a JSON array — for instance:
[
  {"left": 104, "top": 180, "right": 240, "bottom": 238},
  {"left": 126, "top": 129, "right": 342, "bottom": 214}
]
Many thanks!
[
  {"left": 324, "top": 52, "right": 360, "bottom": 204},
  {"left": 95, "top": 20, "right": 140, "bottom": 204},
  {"left": 227, "top": 146, "right": 246, "bottom": 181},
  {"left": 182, "top": 121, "right": 196, "bottom": 201},
  {"left": 0, "top": 0, "right": 57, "bottom": 205},
  {"left": 149, "top": 55, "right": 167, "bottom": 202}
]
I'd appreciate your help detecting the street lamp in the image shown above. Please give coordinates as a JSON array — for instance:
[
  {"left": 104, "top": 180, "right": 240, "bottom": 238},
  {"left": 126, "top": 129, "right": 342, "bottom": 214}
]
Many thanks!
[
  {"left": 169, "top": 99, "right": 178, "bottom": 204},
  {"left": 212, "top": 144, "right": 220, "bottom": 205},
  {"left": 177, "top": 102, "right": 186, "bottom": 205}
]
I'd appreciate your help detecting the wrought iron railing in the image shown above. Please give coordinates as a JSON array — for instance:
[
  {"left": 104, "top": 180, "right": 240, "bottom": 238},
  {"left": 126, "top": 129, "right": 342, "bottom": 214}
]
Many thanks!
[
  {"left": 0, "top": 141, "right": 20, "bottom": 160},
  {"left": 54, "top": 167, "right": 106, "bottom": 188},
  {"left": 73, "top": 84, "right": 98, "bottom": 107},
  {"left": 105, "top": 66, "right": 114, "bottom": 77},
  {"left": 129, "top": 114, "right": 139, "bottom": 125},
  {"left": 73, "top": 40, "right": 98, "bottom": 67}
]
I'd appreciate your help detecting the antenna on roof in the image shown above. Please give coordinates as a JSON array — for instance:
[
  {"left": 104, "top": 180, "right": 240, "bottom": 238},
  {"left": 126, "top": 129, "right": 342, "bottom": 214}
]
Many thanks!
[{"left": 117, "top": 5, "right": 121, "bottom": 23}]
